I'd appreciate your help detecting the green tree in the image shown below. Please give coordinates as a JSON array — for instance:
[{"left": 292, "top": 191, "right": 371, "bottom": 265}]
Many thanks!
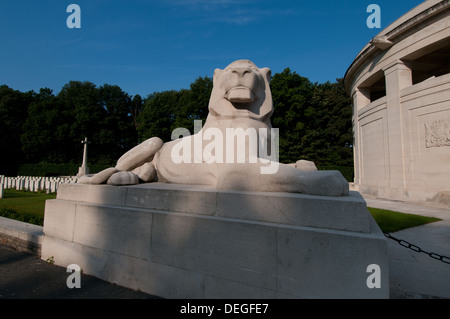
[
  {"left": 310, "top": 79, "right": 353, "bottom": 167},
  {"left": 137, "top": 90, "right": 182, "bottom": 142},
  {"left": 187, "top": 76, "right": 213, "bottom": 123},
  {"left": 270, "top": 70, "right": 353, "bottom": 167},
  {"left": 58, "top": 81, "right": 101, "bottom": 132},
  {"left": 50, "top": 81, "right": 139, "bottom": 165},
  {"left": 137, "top": 76, "right": 212, "bottom": 143},
  {"left": 0, "top": 85, "right": 33, "bottom": 175},
  {"left": 270, "top": 68, "right": 315, "bottom": 164},
  {"left": 21, "top": 88, "right": 73, "bottom": 164},
  {"left": 97, "top": 84, "right": 138, "bottom": 162},
  {"left": 130, "top": 94, "right": 144, "bottom": 131}
]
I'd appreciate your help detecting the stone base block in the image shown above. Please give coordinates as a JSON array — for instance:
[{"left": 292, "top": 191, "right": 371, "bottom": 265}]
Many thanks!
[{"left": 41, "top": 183, "right": 389, "bottom": 298}]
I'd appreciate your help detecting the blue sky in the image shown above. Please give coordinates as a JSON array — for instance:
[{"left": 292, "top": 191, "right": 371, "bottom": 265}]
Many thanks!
[{"left": 0, "top": 0, "right": 424, "bottom": 97}]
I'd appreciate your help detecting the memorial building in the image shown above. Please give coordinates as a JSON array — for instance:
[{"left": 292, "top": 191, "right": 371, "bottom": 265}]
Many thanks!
[{"left": 345, "top": 0, "right": 450, "bottom": 204}]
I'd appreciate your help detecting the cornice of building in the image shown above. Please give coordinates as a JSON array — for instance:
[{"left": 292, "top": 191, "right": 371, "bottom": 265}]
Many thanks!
[{"left": 344, "top": 0, "right": 450, "bottom": 95}]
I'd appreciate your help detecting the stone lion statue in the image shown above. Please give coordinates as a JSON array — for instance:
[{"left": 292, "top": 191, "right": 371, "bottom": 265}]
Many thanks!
[{"left": 79, "top": 60, "right": 349, "bottom": 197}]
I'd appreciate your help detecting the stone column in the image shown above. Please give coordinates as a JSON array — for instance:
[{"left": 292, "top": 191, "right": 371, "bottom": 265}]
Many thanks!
[
  {"left": 352, "top": 88, "right": 371, "bottom": 187},
  {"left": 77, "top": 137, "right": 90, "bottom": 177},
  {"left": 382, "top": 60, "right": 412, "bottom": 198}
]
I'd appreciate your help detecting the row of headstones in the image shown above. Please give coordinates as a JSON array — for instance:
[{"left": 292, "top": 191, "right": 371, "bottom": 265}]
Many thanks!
[{"left": 0, "top": 175, "right": 77, "bottom": 197}]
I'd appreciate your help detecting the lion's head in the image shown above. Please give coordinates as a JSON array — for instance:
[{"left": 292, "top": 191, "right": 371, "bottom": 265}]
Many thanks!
[{"left": 207, "top": 60, "right": 273, "bottom": 123}]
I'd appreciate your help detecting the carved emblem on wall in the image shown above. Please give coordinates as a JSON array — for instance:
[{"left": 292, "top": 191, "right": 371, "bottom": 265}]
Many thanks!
[{"left": 425, "top": 120, "right": 450, "bottom": 148}]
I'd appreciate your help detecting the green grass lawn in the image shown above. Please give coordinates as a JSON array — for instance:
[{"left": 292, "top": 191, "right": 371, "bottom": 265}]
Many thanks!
[
  {"left": 0, "top": 189, "right": 442, "bottom": 231},
  {"left": 0, "top": 189, "right": 56, "bottom": 226},
  {"left": 367, "top": 207, "right": 441, "bottom": 233}
]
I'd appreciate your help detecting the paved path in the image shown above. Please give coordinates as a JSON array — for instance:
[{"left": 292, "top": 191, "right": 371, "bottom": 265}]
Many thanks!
[
  {"left": 0, "top": 243, "right": 158, "bottom": 299},
  {"left": 363, "top": 195, "right": 450, "bottom": 298},
  {"left": 364, "top": 195, "right": 450, "bottom": 221}
]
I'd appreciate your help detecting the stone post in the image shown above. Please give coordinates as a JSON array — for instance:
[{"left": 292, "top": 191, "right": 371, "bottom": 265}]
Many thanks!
[
  {"left": 0, "top": 183, "right": 3, "bottom": 199},
  {"left": 77, "top": 137, "right": 90, "bottom": 177}
]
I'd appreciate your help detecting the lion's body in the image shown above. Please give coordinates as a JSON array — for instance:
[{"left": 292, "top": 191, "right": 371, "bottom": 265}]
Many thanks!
[{"left": 79, "top": 60, "right": 349, "bottom": 197}]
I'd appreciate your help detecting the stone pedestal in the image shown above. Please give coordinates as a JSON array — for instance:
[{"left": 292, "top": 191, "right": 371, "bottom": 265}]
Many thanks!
[
  {"left": 41, "top": 183, "right": 389, "bottom": 298},
  {"left": 77, "top": 165, "right": 89, "bottom": 178}
]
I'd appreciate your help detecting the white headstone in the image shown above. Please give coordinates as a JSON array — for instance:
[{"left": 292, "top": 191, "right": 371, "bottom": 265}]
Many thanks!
[
  {"left": 36, "top": 178, "right": 43, "bottom": 191},
  {"left": 0, "top": 183, "right": 3, "bottom": 199},
  {"left": 49, "top": 181, "right": 57, "bottom": 193},
  {"left": 44, "top": 177, "right": 50, "bottom": 192}
]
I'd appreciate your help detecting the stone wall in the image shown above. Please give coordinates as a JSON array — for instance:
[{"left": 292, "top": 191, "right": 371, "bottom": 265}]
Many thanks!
[
  {"left": 0, "top": 233, "right": 41, "bottom": 256},
  {"left": 0, "top": 216, "right": 43, "bottom": 257}
]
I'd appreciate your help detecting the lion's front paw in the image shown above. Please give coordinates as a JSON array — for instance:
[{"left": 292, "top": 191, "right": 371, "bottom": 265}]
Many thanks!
[
  {"left": 295, "top": 159, "right": 317, "bottom": 171},
  {"left": 299, "top": 170, "right": 349, "bottom": 197},
  {"left": 107, "top": 171, "right": 139, "bottom": 186}
]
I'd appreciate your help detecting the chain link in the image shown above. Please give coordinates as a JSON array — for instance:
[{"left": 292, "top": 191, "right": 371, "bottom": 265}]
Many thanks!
[{"left": 384, "top": 233, "right": 450, "bottom": 265}]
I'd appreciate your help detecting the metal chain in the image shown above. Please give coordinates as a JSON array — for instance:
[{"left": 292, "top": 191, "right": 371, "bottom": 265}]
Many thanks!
[{"left": 384, "top": 233, "right": 450, "bottom": 265}]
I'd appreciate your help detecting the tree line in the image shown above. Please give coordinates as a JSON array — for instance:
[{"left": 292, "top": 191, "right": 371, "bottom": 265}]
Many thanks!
[{"left": 0, "top": 68, "right": 353, "bottom": 177}]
